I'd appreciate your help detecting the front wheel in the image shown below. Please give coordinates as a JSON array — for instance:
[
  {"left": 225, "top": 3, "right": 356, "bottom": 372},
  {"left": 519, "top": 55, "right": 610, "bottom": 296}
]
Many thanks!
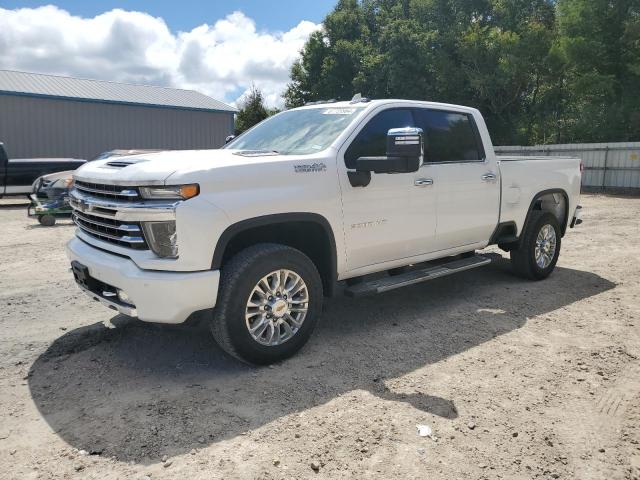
[
  {"left": 210, "top": 243, "right": 323, "bottom": 365},
  {"left": 510, "top": 211, "right": 561, "bottom": 280}
]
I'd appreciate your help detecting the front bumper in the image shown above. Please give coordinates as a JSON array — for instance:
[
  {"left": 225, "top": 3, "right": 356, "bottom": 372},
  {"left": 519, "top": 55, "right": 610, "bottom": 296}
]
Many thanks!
[{"left": 66, "top": 237, "right": 219, "bottom": 323}]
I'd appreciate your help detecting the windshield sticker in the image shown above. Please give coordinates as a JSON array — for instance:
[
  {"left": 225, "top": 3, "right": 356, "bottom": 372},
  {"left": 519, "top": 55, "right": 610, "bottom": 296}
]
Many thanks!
[{"left": 322, "top": 108, "right": 357, "bottom": 115}]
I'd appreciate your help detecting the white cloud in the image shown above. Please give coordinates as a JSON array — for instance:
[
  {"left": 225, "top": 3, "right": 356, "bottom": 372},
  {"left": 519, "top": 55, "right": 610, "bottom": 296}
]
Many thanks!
[{"left": 0, "top": 6, "right": 320, "bottom": 107}]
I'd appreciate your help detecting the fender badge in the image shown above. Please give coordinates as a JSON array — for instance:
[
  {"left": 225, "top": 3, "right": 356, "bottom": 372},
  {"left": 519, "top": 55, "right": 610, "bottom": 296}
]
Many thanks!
[
  {"left": 294, "top": 163, "right": 327, "bottom": 173},
  {"left": 351, "top": 219, "right": 388, "bottom": 229}
]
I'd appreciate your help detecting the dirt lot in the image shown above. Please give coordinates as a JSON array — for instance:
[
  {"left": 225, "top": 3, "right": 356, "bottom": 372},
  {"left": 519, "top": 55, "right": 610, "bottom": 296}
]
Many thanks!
[{"left": 0, "top": 194, "right": 638, "bottom": 480}]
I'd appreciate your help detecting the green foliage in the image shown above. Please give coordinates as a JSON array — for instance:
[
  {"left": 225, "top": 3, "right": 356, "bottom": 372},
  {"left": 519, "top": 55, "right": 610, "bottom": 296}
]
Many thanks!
[
  {"left": 235, "top": 85, "right": 271, "bottom": 134},
  {"left": 284, "top": 0, "right": 640, "bottom": 145},
  {"left": 555, "top": 0, "right": 640, "bottom": 142}
]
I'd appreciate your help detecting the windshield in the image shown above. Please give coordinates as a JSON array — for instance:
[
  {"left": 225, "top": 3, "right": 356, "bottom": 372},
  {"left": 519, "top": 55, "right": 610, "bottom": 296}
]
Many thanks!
[{"left": 225, "top": 106, "right": 365, "bottom": 155}]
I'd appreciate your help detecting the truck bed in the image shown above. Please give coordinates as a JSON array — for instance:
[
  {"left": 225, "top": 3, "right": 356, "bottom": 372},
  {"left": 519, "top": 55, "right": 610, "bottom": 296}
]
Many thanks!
[{"left": 497, "top": 155, "right": 582, "bottom": 236}]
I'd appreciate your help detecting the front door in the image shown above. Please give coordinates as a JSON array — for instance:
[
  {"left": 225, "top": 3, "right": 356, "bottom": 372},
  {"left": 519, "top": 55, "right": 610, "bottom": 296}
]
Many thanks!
[{"left": 337, "top": 107, "right": 438, "bottom": 273}]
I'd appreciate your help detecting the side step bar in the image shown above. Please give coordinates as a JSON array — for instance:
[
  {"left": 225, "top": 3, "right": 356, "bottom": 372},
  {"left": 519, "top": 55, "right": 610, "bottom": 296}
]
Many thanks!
[{"left": 345, "top": 254, "right": 491, "bottom": 297}]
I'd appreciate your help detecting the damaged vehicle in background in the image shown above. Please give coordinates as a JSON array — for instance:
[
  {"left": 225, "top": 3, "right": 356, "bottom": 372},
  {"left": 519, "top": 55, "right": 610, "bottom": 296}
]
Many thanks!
[
  {"left": 0, "top": 142, "right": 85, "bottom": 198},
  {"left": 26, "top": 150, "right": 164, "bottom": 226},
  {"left": 30, "top": 149, "right": 163, "bottom": 197}
]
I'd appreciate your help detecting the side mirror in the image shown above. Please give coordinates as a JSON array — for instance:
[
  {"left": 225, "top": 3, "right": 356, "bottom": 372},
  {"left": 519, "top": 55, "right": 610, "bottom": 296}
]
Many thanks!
[
  {"left": 355, "top": 127, "right": 423, "bottom": 174},
  {"left": 225, "top": 135, "right": 236, "bottom": 144}
]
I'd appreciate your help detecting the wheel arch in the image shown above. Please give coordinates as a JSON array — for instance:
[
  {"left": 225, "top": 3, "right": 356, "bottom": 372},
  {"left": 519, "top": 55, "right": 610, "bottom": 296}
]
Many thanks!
[
  {"left": 212, "top": 213, "right": 338, "bottom": 296},
  {"left": 522, "top": 188, "right": 570, "bottom": 238}
]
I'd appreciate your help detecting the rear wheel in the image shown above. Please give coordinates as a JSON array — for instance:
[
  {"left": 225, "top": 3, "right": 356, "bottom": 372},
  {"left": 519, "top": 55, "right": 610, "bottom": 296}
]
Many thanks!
[
  {"left": 210, "top": 243, "right": 323, "bottom": 364},
  {"left": 511, "top": 211, "right": 561, "bottom": 280}
]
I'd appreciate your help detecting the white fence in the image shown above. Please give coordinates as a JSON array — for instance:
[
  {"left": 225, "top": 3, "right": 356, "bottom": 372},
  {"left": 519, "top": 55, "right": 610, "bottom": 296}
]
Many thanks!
[{"left": 495, "top": 142, "right": 640, "bottom": 193}]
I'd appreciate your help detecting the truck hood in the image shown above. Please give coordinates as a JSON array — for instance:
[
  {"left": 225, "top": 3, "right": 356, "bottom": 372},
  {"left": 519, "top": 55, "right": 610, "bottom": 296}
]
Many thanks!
[{"left": 73, "top": 149, "right": 282, "bottom": 185}]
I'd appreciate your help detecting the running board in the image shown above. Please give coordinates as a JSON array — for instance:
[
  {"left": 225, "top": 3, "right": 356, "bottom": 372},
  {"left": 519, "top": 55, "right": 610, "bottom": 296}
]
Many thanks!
[{"left": 345, "top": 255, "right": 491, "bottom": 297}]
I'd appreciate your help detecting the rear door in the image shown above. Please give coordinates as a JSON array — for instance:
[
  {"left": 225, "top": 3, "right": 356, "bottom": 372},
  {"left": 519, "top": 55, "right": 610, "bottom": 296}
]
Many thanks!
[{"left": 412, "top": 108, "right": 500, "bottom": 251}]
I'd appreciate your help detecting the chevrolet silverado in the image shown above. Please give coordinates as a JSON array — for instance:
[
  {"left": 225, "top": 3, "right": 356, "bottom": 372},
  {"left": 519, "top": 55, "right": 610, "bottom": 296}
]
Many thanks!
[{"left": 66, "top": 98, "right": 583, "bottom": 364}]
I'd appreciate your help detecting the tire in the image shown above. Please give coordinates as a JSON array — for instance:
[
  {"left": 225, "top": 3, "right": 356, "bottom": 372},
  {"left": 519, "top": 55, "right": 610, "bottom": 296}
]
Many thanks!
[
  {"left": 510, "top": 211, "right": 561, "bottom": 280},
  {"left": 210, "top": 243, "right": 323, "bottom": 365},
  {"left": 38, "top": 214, "right": 56, "bottom": 226}
]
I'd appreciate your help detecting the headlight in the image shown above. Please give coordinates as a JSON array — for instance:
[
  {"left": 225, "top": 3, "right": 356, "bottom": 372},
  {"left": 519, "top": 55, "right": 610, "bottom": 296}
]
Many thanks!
[
  {"left": 142, "top": 221, "right": 178, "bottom": 258},
  {"left": 139, "top": 184, "right": 199, "bottom": 200}
]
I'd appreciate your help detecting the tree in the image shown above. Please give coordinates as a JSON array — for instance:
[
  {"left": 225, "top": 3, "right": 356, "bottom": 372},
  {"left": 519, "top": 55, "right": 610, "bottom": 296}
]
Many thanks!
[
  {"left": 554, "top": 0, "right": 640, "bottom": 142},
  {"left": 284, "top": 0, "right": 640, "bottom": 145},
  {"left": 235, "top": 85, "right": 270, "bottom": 134},
  {"left": 284, "top": 0, "right": 369, "bottom": 108},
  {"left": 457, "top": 2, "right": 558, "bottom": 143}
]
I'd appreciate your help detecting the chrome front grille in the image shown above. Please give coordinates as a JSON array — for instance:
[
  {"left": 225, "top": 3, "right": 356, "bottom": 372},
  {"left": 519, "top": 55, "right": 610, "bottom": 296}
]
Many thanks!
[
  {"left": 74, "top": 180, "right": 140, "bottom": 201},
  {"left": 69, "top": 182, "right": 178, "bottom": 252},
  {"left": 72, "top": 210, "right": 147, "bottom": 249}
]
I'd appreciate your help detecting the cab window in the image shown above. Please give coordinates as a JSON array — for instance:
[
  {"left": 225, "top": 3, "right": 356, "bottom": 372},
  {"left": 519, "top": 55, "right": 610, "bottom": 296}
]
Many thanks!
[
  {"left": 412, "top": 109, "right": 484, "bottom": 163},
  {"left": 344, "top": 109, "right": 414, "bottom": 168}
]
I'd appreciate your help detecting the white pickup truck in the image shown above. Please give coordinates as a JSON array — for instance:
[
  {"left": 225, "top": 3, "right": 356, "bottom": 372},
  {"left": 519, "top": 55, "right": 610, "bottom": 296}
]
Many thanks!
[{"left": 66, "top": 98, "right": 583, "bottom": 364}]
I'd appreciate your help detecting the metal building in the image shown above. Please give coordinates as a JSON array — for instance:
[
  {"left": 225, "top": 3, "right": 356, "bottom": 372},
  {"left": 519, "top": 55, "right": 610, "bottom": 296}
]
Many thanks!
[
  {"left": 0, "top": 70, "right": 236, "bottom": 160},
  {"left": 495, "top": 142, "right": 640, "bottom": 194}
]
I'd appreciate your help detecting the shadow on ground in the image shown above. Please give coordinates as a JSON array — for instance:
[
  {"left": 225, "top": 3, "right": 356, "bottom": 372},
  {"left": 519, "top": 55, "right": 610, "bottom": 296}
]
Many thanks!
[
  {"left": 25, "top": 221, "right": 74, "bottom": 230},
  {"left": 0, "top": 201, "right": 30, "bottom": 209},
  {"left": 28, "top": 255, "right": 615, "bottom": 463}
]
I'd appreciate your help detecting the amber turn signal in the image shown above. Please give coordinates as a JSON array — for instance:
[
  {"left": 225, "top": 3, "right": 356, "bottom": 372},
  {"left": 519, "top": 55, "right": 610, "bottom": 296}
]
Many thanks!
[
  {"left": 179, "top": 184, "right": 200, "bottom": 199},
  {"left": 139, "top": 184, "right": 200, "bottom": 200}
]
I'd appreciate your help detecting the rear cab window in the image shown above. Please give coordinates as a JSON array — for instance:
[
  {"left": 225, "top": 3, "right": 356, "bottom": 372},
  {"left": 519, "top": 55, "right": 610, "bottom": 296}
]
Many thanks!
[{"left": 412, "top": 109, "right": 485, "bottom": 163}]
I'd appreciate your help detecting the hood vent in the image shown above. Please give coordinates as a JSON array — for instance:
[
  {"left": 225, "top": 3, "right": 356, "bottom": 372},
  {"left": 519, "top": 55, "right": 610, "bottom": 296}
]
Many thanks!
[
  {"left": 233, "top": 150, "right": 280, "bottom": 157},
  {"left": 104, "top": 158, "right": 150, "bottom": 168},
  {"left": 105, "top": 160, "right": 134, "bottom": 168}
]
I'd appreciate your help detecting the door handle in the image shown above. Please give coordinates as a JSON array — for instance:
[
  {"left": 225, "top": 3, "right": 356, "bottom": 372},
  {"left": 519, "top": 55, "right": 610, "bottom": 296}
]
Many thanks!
[
  {"left": 481, "top": 173, "right": 497, "bottom": 181},
  {"left": 414, "top": 178, "right": 434, "bottom": 187}
]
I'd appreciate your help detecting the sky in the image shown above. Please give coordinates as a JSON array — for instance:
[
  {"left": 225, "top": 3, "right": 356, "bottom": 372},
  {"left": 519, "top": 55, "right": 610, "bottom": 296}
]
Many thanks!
[{"left": 0, "top": 1, "right": 337, "bottom": 107}]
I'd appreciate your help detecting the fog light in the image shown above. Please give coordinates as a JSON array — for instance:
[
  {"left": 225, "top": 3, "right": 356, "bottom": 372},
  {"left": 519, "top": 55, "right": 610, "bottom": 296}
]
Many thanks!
[
  {"left": 141, "top": 220, "right": 178, "bottom": 258},
  {"left": 117, "top": 289, "right": 133, "bottom": 305}
]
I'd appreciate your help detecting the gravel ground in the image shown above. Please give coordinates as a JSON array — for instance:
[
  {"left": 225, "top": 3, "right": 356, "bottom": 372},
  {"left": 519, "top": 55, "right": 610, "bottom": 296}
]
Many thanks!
[{"left": 0, "top": 194, "right": 638, "bottom": 480}]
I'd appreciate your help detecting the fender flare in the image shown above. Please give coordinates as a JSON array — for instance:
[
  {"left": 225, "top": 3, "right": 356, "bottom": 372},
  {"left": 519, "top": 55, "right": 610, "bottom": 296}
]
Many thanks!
[
  {"left": 521, "top": 188, "right": 570, "bottom": 239},
  {"left": 211, "top": 212, "right": 338, "bottom": 289}
]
